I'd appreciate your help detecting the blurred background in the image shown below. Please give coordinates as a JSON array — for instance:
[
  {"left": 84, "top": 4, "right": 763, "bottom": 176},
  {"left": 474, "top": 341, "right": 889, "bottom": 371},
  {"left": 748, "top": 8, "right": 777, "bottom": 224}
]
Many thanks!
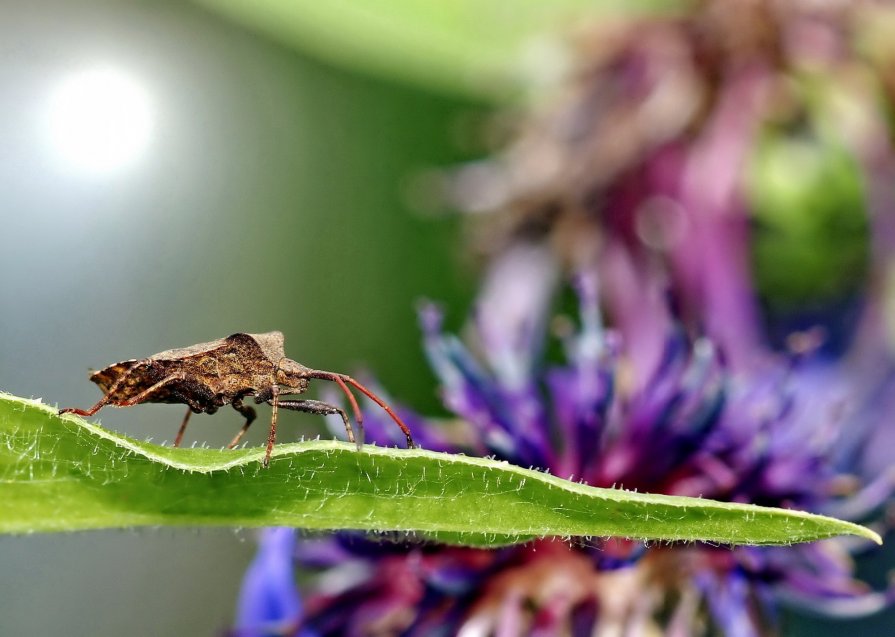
[
  {"left": 0, "top": 0, "right": 483, "bottom": 634},
  {"left": 1, "top": 0, "right": 892, "bottom": 634}
]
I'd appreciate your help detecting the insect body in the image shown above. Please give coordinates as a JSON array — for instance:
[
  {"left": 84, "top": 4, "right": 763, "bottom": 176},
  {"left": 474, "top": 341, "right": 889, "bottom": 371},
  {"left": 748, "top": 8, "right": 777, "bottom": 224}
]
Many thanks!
[{"left": 59, "top": 331, "right": 415, "bottom": 467}]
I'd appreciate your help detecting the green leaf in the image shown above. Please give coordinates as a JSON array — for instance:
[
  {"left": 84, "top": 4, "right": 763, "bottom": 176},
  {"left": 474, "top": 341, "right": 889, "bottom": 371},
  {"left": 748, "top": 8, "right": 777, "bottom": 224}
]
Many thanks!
[
  {"left": 0, "top": 392, "right": 880, "bottom": 546},
  {"left": 193, "top": 0, "right": 675, "bottom": 101}
]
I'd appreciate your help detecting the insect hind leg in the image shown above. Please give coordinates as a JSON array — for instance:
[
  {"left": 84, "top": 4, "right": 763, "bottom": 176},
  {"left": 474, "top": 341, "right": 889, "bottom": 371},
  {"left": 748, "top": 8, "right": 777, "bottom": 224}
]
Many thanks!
[
  {"left": 58, "top": 368, "right": 134, "bottom": 417},
  {"left": 59, "top": 393, "right": 114, "bottom": 417}
]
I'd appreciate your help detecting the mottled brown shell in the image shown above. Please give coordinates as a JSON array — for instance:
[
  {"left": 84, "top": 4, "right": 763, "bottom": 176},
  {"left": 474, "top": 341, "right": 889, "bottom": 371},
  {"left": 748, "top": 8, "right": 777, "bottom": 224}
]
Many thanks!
[
  {"left": 88, "top": 332, "right": 296, "bottom": 404},
  {"left": 147, "top": 332, "right": 286, "bottom": 365}
]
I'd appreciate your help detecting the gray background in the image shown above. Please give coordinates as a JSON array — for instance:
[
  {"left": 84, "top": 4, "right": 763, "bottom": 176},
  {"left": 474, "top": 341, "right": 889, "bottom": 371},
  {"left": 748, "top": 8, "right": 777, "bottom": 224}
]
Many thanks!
[{"left": 0, "top": 1, "right": 472, "bottom": 634}]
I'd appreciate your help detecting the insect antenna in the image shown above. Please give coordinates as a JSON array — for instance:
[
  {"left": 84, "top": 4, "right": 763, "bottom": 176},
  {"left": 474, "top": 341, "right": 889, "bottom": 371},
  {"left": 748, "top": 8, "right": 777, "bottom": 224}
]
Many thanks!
[
  {"left": 331, "top": 373, "right": 365, "bottom": 449},
  {"left": 308, "top": 371, "right": 415, "bottom": 449}
]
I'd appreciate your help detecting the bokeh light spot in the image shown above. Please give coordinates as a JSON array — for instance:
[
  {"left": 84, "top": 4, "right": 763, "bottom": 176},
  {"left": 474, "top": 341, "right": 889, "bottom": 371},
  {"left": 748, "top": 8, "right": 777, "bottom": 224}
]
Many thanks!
[{"left": 46, "top": 68, "right": 152, "bottom": 175}]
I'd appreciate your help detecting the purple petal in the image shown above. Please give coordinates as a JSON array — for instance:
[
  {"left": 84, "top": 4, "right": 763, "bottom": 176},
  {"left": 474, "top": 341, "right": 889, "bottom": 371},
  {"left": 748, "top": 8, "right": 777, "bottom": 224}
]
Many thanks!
[{"left": 234, "top": 528, "right": 312, "bottom": 637}]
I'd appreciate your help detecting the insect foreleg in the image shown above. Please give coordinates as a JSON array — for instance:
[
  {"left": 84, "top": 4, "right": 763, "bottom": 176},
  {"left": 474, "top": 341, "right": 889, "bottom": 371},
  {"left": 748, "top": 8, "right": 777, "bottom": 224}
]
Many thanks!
[
  {"left": 304, "top": 371, "right": 365, "bottom": 443},
  {"left": 308, "top": 371, "right": 414, "bottom": 449},
  {"left": 274, "top": 398, "right": 359, "bottom": 449}
]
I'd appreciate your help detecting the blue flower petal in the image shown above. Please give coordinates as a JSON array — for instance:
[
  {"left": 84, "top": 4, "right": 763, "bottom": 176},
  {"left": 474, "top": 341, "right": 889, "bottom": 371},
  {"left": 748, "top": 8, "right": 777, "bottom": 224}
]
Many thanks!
[{"left": 234, "top": 528, "right": 313, "bottom": 637}]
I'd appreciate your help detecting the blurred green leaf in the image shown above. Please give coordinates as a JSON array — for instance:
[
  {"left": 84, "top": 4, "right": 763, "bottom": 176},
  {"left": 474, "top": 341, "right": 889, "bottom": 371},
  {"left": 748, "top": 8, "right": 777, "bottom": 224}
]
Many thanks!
[
  {"left": 748, "top": 130, "right": 870, "bottom": 312},
  {"left": 194, "top": 0, "right": 674, "bottom": 100},
  {"left": 0, "top": 392, "right": 880, "bottom": 546}
]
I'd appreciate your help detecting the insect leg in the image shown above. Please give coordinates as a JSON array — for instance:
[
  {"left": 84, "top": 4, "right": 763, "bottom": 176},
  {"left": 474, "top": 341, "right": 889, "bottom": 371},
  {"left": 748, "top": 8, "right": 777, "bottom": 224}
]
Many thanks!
[
  {"left": 303, "top": 372, "right": 366, "bottom": 447},
  {"left": 273, "top": 398, "right": 358, "bottom": 448},
  {"left": 113, "top": 373, "right": 188, "bottom": 407},
  {"left": 59, "top": 393, "right": 115, "bottom": 417},
  {"left": 263, "top": 384, "right": 280, "bottom": 468},
  {"left": 58, "top": 370, "right": 133, "bottom": 417},
  {"left": 174, "top": 408, "right": 192, "bottom": 447},
  {"left": 226, "top": 397, "right": 257, "bottom": 449},
  {"left": 308, "top": 371, "right": 414, "bottom": 449},
  {"left": 308, "top": 373, "right": 364, "bottom": 445}
]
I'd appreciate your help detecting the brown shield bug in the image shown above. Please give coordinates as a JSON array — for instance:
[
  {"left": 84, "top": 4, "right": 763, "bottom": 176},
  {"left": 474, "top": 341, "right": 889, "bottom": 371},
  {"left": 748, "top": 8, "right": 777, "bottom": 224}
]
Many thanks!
[{"left": 59, "top": 331, "right": 415, "bottom": 467}]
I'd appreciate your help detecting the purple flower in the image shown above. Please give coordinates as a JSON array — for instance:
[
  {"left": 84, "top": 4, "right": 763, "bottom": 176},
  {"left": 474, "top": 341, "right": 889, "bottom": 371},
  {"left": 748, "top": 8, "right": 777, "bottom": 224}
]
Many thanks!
[
  {"left": 234, "top": 264, "right": 894, "bottom": 634},
  {"left": 233, "top": 527, "right": 313, "bottom": 637},
  {"left": 234, "top": 1, "right": 895, "bottom": 634}
]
